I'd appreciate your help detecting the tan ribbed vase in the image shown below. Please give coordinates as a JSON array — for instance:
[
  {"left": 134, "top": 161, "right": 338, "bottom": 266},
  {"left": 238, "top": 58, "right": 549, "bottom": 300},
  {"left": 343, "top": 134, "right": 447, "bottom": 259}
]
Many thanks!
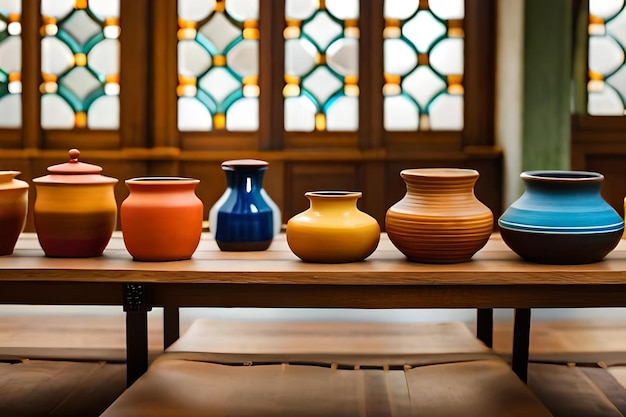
[{"left": 385, "top": 168, "right": 493, "bottom": 263}]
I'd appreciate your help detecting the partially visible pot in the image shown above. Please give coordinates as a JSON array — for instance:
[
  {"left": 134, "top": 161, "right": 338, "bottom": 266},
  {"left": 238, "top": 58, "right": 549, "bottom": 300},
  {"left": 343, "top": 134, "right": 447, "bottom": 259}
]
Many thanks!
[{"left": 0, "top": 171, "right": 28, "bottom": 256}]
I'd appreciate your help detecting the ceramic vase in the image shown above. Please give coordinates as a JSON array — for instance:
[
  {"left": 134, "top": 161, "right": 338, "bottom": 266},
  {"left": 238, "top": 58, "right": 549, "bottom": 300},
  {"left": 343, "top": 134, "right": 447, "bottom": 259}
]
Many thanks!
[
  {"left": 209, "top": 159, "right": 280, "bottom": 251},
  {"left": 33, "top": 149, "right": 118, "bottom": 258},
  {"left": 286, "top": 191, "right": 380, "bottom": 263},
  {"left": 121, "top": 177, "right": 204, "bottom": 261},
  {"left": 499, "top": 170, "right": 624, "bottom": 264},
  {"left": 385, "top": 168, "right": 493, "bottom": 263},
  {"left": 0, "top": 171, "right": 29, "bottom": 256}
]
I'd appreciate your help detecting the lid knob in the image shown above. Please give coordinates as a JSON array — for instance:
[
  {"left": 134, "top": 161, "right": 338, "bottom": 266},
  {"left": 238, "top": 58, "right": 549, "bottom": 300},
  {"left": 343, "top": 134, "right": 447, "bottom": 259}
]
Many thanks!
[{"left": 68, "top": 149, "right": 80, "bottom": 162}]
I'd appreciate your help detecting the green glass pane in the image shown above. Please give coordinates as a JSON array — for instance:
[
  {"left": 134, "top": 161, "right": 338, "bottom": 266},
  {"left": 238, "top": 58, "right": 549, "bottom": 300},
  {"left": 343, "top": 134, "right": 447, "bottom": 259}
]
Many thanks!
[
  {"left": 40, "top": 1, "right": 120, "bottom": 129},
  {"left": 177, "top": 0, "right": 259, "bottom": 132},
  {"left": 284, "top": 1, "right": 360, "bottom": 132},
  {"left": 383, "top": 2, "right": 464, "bottom": 131}
]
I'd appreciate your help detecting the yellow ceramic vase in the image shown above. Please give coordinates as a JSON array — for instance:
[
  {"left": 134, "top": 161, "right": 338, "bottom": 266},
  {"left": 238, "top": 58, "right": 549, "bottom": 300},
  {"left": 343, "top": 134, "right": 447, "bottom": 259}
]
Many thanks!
[
  {"left": 286, "top": 191, "right": 380, "bottom": 263},
  {"left": 0, "top": 171, "right": 29, "bottom": 256}
]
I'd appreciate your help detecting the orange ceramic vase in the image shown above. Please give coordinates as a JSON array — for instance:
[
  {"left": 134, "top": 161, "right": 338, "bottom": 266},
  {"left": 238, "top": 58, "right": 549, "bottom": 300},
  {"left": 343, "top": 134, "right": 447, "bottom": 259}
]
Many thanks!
[
  {"left": 385, "top": 168, "right": 493, "bottom": 263},
  {"left": 121, "top": 177, "right": 204, "bottom": 261},
  {"left": 286, "top": 191, "right": 380, "bottom": 263},
  {"left": 33, "top": 149, "right": 118, "bottom": 258},
  {"left": 0, "top": 171, "right": 29, "bottom": 255}
]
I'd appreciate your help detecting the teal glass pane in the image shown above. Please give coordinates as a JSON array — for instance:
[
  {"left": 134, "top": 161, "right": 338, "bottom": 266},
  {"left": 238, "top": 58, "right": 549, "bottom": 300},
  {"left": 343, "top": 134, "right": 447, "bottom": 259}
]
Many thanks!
[
  {"left": 284, "top": 0, "right": 359, "bottom": 132},
  {"left": 40, "top": 0, "right": 120, "bottom": 129},
  {"left": 588, "top": 0, "right": 626, "bottom": 115},
  {"left": 383, "top": 0, "right": 464, "bottom": 131},
  {"left": 177, "top": 0, "right": 259, "bottom": 132},
  {"left": 0, "top": 0, "right": 22, "bottom": 127}
]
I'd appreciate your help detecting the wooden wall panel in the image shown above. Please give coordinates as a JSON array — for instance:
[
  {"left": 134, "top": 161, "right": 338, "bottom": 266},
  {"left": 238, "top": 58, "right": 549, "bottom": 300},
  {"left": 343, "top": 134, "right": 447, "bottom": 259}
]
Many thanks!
[{"left": 586, "top": 156, "right": 626, "bottom": 218}]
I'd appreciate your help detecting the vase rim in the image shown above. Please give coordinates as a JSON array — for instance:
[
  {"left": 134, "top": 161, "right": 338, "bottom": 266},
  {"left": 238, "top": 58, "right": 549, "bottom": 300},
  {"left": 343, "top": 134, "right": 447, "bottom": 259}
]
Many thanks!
[
  {"left": 126, "top": 177, "right": 200, "bottom": 184},
  {"left": 400, "top": 168, "right": 479, "bottom": 178},
  {"left": 305, "top": 191, "right": 362, "bottom": 199},
  {"left": 521, "top": 170, "right": 603, "bottom": 182},
  {"left": 221, "top": 159, "right": 268, "bottom": 171}
]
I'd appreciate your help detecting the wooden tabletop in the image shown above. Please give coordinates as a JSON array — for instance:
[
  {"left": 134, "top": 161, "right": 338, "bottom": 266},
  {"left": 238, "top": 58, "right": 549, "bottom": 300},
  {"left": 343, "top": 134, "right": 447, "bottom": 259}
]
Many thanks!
[{"left": 2, "top": 232, "right": 626, "bottom": 286}]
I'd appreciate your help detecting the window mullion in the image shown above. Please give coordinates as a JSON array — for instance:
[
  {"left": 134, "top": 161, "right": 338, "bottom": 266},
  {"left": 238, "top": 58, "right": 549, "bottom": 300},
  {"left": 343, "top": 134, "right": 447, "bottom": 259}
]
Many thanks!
[{"left": 21, "top": 0, "right": 41, "bottom": 149}]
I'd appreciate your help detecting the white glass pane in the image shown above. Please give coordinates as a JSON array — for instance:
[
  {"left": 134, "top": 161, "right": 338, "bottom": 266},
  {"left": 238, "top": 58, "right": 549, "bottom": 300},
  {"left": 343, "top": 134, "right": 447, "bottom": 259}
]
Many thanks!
[
  {"left": 589, "top": 36, "right": 625, "bottom": 75},
  {"left": 303, "top": 67, "right": 343, "bottom": 104},
  {"left": 303, "top": 12, "right": 342, "bottom": 51},
  {"left": 403, "top": 11, "right": 446, "bottom": 53},
  {"left": 326, "top": 38, "right": 358, "bottom": 76},
  {"left": 41, "top": 94, "right": 74, "bottom": 128},
  {"left": 403, "top": 66, "right": 446, "bottom": 108},
  {"left": 178, "top": 97, "right": 212, "bottom": 131},
  {"left": 384, "top": 95, "right": 419, "bottom": 131},
  {"left": 325, "top": 0, "right": 358, "bottom": 20},
  {"left": 178, "top": 0, "right": 215, "bottom": 22},
  {"left": 226, "top": 97, "right": 258, "bottom": 131},
  {"left": 607, "top": 65, "right": 626, "bottom": 99},
  {"left": 0, "top": 36, "right": 20, "bottom": 72},
  {"left": 41, "top": 37, "right": 74, "bottom": 75},
  {"left": 41, "top": 0, "right": 74, "bottom": 18},
  {"left": 63, "top": 10, "right": 101, "bottom": 45},
  {"left": 588, "top": 86, "right": 624, "bottom": 115},
  {"left": 590, "top": 0, "right": 624, "bottom": 19},
  {"left": 429, "top": 0, "right": 464, "bottom": 20},
  {"left": 0, "top": 0, "right": 20, "bottom": 14},
  {"left": 61, "top": 67, "right": 101, "bottom": 101},
  {"left": 227, "top": 40, "right": 258, "bottom": 77},
  {"left": 198, "top": 67, "right": 240, "bottom": 103},
  {"left": 178, "top": 40, "right": 212, "bottom": 77},
  {"left": 0, "top": 94, "right": 21, "bottom": 127},
  {"left": 429, "top": 38, "right": 464, "bottom": 75},
  {"left": 88, "top": 39, "right": 119, "bottom": 75},
  {"left": 199, "top": 12, "right": 241, "bottom": 52},
  {"left": 89, "top": 0, "right": 120, "bottom": 19},
  {"left": 430, "top": 94, "right": 463, "bottom": 130},
  {"left": 606, "top": 10, "right": 626, "bottom": 51},
  {"left": 326, "top": 96, "right": 358, "bottom": 131},
  {"left": 384, "top": 39, "right": 417, "bottom": 76},
  {"left": 88, "top": 95, "right": 119, "bottom": 129},
  {"left": 285, "top": 0, "right": 317, "bottom": 20},
  {"left": 384, "top": 0, "right": 419, "bottom": 20},
  {"left": 226, "top": 0, "right": 259, "bottom": 21},
  {"left": 284, "top": 96, "right": 316, "bottom": 131},
  {"left": 285, "top": 39, "right": 317, "bottom": 77}
]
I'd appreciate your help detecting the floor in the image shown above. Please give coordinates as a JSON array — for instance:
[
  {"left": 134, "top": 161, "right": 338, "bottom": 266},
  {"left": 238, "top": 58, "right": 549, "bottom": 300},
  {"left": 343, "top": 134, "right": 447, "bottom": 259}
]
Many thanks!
[{"left": 1, "top": 308, "right": 626, "bottom": 416}]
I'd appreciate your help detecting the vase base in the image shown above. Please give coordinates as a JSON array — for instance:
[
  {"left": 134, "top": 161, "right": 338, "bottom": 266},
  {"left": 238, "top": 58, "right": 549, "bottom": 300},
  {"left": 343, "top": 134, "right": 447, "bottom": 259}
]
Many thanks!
[{"left": 217, "top": 239, "right": 272, "bottom": 252}]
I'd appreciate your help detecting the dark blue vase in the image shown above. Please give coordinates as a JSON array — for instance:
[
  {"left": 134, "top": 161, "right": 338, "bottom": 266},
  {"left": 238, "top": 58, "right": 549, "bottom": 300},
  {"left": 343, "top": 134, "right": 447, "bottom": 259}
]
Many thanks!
[
  {"left": 498, "top": 170, "right": 624, "bottom": 264},
  {"left": 209, "top": 159, "right": 280, "bottom": 251}
]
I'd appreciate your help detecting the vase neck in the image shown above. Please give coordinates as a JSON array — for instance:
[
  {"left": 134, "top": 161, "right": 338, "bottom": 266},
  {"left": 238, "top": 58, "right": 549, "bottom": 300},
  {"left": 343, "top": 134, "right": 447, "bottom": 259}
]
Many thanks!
[
  {"left": 403, "top": 176, "right": 477, "bottom": 196},
  {"left": 225, "top": 168, "right": 265, "bottom": 193},
  {"left": 0, "top": 171, "right": 20, "bottom": 184},
  {"left": 306, "top": 191, "right": 360, "bottom": 211}
]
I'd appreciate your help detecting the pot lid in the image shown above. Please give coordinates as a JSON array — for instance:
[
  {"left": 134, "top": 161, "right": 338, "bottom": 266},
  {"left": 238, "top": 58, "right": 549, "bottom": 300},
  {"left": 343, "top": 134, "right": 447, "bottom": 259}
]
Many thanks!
[
  {"left": 221, "top": 159, "right": 268, "bottom": 171},
  {"left": 33, "top": 149, "right": 118, "bottom": 185}
]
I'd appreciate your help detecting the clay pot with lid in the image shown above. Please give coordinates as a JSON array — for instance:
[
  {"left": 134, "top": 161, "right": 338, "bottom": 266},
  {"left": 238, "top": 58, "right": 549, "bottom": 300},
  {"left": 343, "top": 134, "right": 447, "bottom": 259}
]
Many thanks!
[
  {"left": 33, "top": 149, "right": 118, "bottom": 257},
  {"left": 0, "top": 171, "right": 29, "bottom": 255}
]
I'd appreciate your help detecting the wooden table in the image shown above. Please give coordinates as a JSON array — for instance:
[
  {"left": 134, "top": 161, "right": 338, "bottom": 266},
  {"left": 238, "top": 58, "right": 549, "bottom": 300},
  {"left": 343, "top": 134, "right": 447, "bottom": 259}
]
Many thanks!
[{"left": 2, "top": 232, "right": 626, "bottom": 386}]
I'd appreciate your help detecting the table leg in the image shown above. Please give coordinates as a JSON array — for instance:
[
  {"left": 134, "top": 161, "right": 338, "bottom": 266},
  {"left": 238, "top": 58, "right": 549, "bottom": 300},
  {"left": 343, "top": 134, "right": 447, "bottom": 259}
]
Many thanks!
[
  {"left": 512, "top": 308, "right": 531, "bottom": 383},
  {"left": 163, "top": 306, "right": 180, "bottom": 349},
  {"left": 126, "top": 311, "right": 149, "bottom": 387},
  {"left": 476, "top": 308, "right": 493, "bottom": 348}
]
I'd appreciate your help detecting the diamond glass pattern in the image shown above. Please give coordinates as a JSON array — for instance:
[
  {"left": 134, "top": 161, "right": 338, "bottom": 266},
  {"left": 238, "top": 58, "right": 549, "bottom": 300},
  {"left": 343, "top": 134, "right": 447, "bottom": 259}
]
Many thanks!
[
  {"left": 40, "top": 0, "right": 120, "bottom": 129},
  {"left": 177, "top": 0, "right": 259, "bottom": 132},
  {"left": 0, "top": 0, "right": 21, "bottom": 127},
  {"left": 588, "top": 0, "right": 626, "bottom": 115},
  {"left": 383, "top": 0, "right": 464, "bottom": 131},
  {"left": 284, "top": 0, "right": 359, "bottom": 132}
]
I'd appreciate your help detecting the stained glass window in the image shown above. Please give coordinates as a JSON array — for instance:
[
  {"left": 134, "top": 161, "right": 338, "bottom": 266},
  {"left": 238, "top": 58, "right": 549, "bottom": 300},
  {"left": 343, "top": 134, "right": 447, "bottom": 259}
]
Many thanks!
[
  {"left": 283, "top": 0, "right": 359, "bottom": 132},
  {"left": 383, "top": 0, "right": 464, "bottom": 131},
  {"left": 177, "top": 0, "right": 259, "bottom": 132},
  {"left": 588, "top": 0, "right": 626, "bottom": 115},
  {"left": 0, "top": 0, "right": 21, "bottom": 127},
  {"left": 40, "top": 0, "right": 120, "bottom": 129}
]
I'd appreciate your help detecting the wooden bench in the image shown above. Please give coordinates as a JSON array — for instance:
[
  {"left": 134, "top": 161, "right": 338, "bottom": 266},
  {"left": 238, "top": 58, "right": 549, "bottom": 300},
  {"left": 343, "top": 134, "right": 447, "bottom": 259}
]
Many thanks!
[{"left": 101, "top": 319, "right": 552, "bottom": 417}]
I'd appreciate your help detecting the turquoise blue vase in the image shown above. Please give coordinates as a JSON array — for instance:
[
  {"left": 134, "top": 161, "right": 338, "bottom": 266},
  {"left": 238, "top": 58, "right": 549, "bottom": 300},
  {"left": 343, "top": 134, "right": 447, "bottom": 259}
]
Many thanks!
[
  {"left": 498, "top": 171, "right": 624, "bottom": 264},
  {"left": 209, "top": 159, "right": 280, "bottom": 251}
]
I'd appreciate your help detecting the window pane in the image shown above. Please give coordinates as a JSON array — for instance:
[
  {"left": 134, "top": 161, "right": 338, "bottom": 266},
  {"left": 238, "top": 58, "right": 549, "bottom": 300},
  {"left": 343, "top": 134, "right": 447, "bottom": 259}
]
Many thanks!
[
  {"left": 588, "top": 0, "right": 626, "bottom": 115},
  {"left": 0, "top": 0, "right": 22, "bottom": 127},
  {"left": 284, "top": 0, "right": 359, "bottom": 132},
  {"left": 383, "top": 0, "right": 464, "bottom": 131},
  {"left": 177, "top": 0, "right": 259, "bottom": 132},
  {"left": 40, "top": 0, "right": 120, "bottom": 129}
]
